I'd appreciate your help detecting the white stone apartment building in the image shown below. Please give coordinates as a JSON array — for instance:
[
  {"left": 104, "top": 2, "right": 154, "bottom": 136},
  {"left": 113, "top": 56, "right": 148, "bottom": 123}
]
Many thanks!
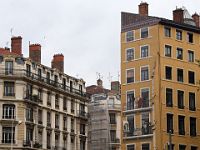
[{"left": 0, "top": 36, "right": 88, "bottom": 150}]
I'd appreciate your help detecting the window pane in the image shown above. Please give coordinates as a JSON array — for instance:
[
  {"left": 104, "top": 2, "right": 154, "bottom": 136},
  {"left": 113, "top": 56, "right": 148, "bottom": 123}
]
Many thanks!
[
  {"left": 165, "top": 66, "right": 172, "bottom": 80},
  {"left": 127, "top": 69, "right": 134, "bottom": 83},
  {"left": 141, "top": 27, "right": 148, "bottom": 38},
  {"left": 127, "top": 91, "right": 134, "bottom": 110},
  {"left": 167, "top": 113, "right": 173, "bottom": 133},
  {"left": 165, "top": 45, "right": 172, "bottom": 57},
  {"left": 189, "top": 92, "right": 196, "bottom": 111},
  {"left": 164, "top": 27, "right": 171, "bottom": 37},
  {"left": 166, "top": 88, "right": 173, "bottom": 107},
  {"left": 188, "top": 50, "right": 194, "bottom": 62},
  {"left": 177, "top": 48, "right": 183, "bottom": 60},
  {"left": 178, "top": 90, "right": 184, "bottom": 109},
  {"left": 126, "top": 48, "right": 134, "bottom": 61},
  {"left": 141, "top": 66, "right": 149, "bottom": 81},
  {"left": 141, "top": 46, "right": 149, "bottom": 58},
  {"left": 126, "top": 31, "right": 134, "bottom": 42}
]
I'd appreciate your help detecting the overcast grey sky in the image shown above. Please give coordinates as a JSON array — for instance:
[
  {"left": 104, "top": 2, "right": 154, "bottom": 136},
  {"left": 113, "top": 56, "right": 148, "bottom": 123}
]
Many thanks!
[{"left": 0, "top": 0, "right": 200, "bottom": 88}]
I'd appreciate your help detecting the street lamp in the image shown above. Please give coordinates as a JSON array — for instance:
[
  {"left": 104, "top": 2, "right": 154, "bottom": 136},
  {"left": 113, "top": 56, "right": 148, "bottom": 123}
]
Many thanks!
[{"left": 11, "top": 119, "right": 22, "bottom": 150}]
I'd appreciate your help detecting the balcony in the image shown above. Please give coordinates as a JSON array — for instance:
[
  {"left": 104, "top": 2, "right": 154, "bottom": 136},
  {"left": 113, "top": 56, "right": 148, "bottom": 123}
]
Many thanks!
[
  {"left": 124, "top": 126, "right": 153, "bottom": 139},
  {"left": 77, "top": 110, "right": 88, "bottom": 119},
  {"left": 3, "top": 92, "right": 15, "bottom": 97},
  {"left": 23, "top": 140, "right": 31, "bottom": 147},
  {"left": 2, "top": 139, "right": 15, "bottom": 144},
  {"left": 47, "top": 122, "right": 51, "bottom": 128},
  {"left": 124, "top": 100, "right": 152, "bottom": 114},
  {"left": 110, "top": 138, "right": 120, "bottom": 144},
  {"left": 24, "top": 94, "right": 39, "bottom": 104},
  {"left": 0, "top": 69, "right": 87, "bottom": 98},
  {"left": 108, "top": 104, "right": 121, "bottom": 111}
]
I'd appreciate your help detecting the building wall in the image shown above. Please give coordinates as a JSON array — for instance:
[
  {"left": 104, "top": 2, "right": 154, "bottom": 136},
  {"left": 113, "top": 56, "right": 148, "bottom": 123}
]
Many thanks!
[
  {"left": 0, "top": 55, "right": 88, "bottom": 150},
  {"left": 121, "top": 22, "right": 200, "bottom": 149}
]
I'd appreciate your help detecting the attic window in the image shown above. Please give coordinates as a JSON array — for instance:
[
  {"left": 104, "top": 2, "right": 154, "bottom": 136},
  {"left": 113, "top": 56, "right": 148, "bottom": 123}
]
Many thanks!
[
  {"left": 141, "top": 27, "right": 148, "bottom": 38},
  {"left": 187, "top": 32, "right": 193, "bottom": 43}
]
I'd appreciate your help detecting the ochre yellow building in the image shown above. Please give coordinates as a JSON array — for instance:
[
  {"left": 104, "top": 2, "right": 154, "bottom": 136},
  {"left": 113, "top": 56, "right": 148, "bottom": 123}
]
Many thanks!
[{"left": 121, "top": 2, "right": 200, "bottom": 150}]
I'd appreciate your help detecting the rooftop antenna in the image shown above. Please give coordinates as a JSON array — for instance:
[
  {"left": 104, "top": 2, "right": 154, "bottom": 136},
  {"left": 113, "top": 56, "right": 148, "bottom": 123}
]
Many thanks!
[
  {"left": 96, "top": 72, "right": 103, "bottom": 80},
  {"left": 117, "top": 71, "right": 120, "bottom": 82},
  {"left": 10, "top": 28, "right": 13, "bottom": 37},
  {"left": 108, "top": 72, "right": 113, "bottom": 83}
]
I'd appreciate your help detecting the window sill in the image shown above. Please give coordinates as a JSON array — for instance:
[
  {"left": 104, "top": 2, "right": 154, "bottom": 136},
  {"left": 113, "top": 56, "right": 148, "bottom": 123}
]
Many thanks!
[
  {"left": 123, "top": 36, "right": 152, "bottom": 44},
  {"left": 123, "top": 56, "right": 153, "bottom": 63}
]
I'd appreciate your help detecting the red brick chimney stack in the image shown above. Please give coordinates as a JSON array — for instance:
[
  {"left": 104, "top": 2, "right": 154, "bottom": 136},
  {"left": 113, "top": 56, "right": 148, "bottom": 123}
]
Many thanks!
[
  {"left": 138, "top": 2, "right": 149, "bottom": 16},
  {"left": 51, "top": 54, "right": 64, "bottom": 72},
  {"left": 173, "top": 8, "right": 184, "bottom": 23},
  {"left": 192, "top": 13, "right": 200, "bottom": 27},
  {"left": 29, "top": 44, "right": 41, "bottom": 63},
  {"left": 11, "top": 36, "right": 22, "bottom": 55}
]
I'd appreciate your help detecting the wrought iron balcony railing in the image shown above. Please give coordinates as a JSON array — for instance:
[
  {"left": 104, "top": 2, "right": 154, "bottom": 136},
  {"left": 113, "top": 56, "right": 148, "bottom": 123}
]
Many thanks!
[
  {"left": 77, "top": 110, "right": 88, "bottom": 119},
  {"left": 125, "top": 126, "right": 153, "bottom": 137},
  {"left": 0, "top": 69, "right": 87, "bottom": 98},
  {"left": 125, "top": 100, "right": 151, "bottom": 111}
]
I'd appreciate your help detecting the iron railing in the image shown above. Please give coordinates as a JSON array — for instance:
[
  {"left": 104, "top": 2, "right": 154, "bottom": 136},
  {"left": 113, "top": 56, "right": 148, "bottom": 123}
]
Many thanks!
[{"left": 0, "top": 69, "right": 87, "bottom": 98}]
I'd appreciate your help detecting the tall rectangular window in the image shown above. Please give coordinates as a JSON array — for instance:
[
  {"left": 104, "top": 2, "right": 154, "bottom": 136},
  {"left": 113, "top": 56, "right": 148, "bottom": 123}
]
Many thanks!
[
  {"left": 190, "top": 117, "right": 196, "bottom": 136},
  {"left": 26, "top": 128, "right": 33, "bottom": 142},
  {"left": 47, "top": 132, "right": 51, "bottom": 148},
  {"left": 176, "top": 30, "right": 182, "bottom": 40},
  {"left": 127, "top": 145, "right": 135, "bottom": 150},
  {"left": 126, "top": 31, "right": 134, "bottom": 42},
  {"left": 167, "top": 113, "right": 173, "bottom": 133},
  {"left": 166, "top": 88, "right": 173, "bottom": 107},
  {"left": 187, "top": 32, "right": 193, "bottom": 43},
  {"left": 165, "top": 66, "right": 172, "bottom": 80},
  {"left": 188, "top": 50, "right": 194, "bottom": 62},
  {"left": 165, "top": 45, "right": 172, "bottom": 57},
  {"left": 3, "top": 104, "right": 15, "bottom": 119},
  {"left": 178, "top": 115, "right": 185, "bottom": 135},
  {"left": 63, "top": 97, "right": 67, "bottom": 110},
  {"left": 141, "top": 113, "right": 150, "bottom": 135},
  {"left": 63, "top": 116, "right": 67, "bottom": 130},
  {"left": 47, "top": 112, "right": 51, "bottom": 127},
  {"left": 55, "top": 94, "right": 59, "bottom": 109},
  {"left": 141, "top": 66, "right": 149, "bottom": 81},
  {"left": 80, "top": 124, "right": 86, "bottom": 135},
  {"left": 177, "top": 90, "right": 184, "bottom": 109},
  {"left": 177, "top": 48, "right": 183, "bottom": 60},
  {"left": 26, "top": 107, "right": 33, "bottom": 122},
  {"left": 141, "top": 27, "right": 148, "bottom": 38},
  {"left": 5, "top": 61, "right": 13, "bottom": 75},
  {"left": 47, "top": 92, "right": 51, "bottom": 106},
  {"left": 127, "top": 116, "right": 134, "bottom": 136},
  {"left": 189, "top": 92, "right": 196, "bottom": 111},
  {"left": 191, "top": 146, "right": 198, "bottom": 150},
  {"left": 38, "top": 109, "right": 42, "bottom": 124},
  {"left": 71, "top": 118, "right": 74, "bottom": 132},
  {"left": 126, "top": 48, "right": 134, "bottom": 61},
  {"left": 142, "top": 143, "right": 150, "bottom": 150},
  {"left": 38, "top": 68, "right": 42, "bottom": 79},
  {"left": 4, "top": 81, "right": 15, "bottom": 96},
  {"left": 177, "top": 68, "right": 183, "bottom": 82},
  {"left": 109, "top": 113, "right": 116, "bottom": 124},
  {"left": 188, "top": 71, "right": 195, "bottom": 84},
  {"left": 55, "top": 114, "right": 59, "bottom": 129},
  {"left": 164, "top": 27, "right": 171, "bottom": 37},
  {"left": 127, "top": 91, "right": 134, "bottom": 110},
  {"left": 26, "top": 64, "right": 31, "bottom": 77},
  {"left": 110, "top": 130, "right": 116, "bottom": 142},
  {"left": 179, "top": 145, "right": 186, "bottom": 150},
  {"left": 126, "top": 69, "right": 134, "bottom": 83},
  {"left": 141, "top": 88, "right": 149, "bottom": 108},
  {"left": 141, "top": 46, "right": 149, "bottom": 58},
  {"left": 2, "top": 127, "right": 15, "bottom": 143}
]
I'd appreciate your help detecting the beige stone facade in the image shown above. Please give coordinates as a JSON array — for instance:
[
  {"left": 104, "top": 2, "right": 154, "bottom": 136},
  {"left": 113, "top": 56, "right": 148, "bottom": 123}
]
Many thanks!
[{"left": 0, "top": 54, "right": 88, "bottom": 150}]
